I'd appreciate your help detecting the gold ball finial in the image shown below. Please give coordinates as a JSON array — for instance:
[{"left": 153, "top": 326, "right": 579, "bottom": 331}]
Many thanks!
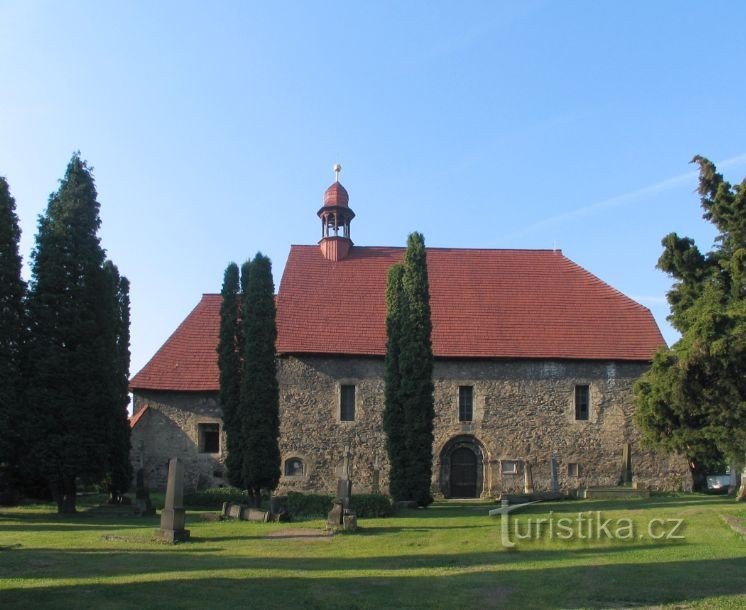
[{"left": 333, "top": 163, "right": 342, "bottom": 181}]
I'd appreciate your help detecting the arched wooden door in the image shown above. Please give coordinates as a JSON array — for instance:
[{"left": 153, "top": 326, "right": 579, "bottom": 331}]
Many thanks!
[{"left": 450, "top": 447, "right": 478, "bottom": 498}]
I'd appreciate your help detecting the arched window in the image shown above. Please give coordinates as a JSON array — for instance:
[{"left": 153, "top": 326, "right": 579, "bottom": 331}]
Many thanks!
[{"left": 284, "top": 458, "right": 304, "bottom": 477}]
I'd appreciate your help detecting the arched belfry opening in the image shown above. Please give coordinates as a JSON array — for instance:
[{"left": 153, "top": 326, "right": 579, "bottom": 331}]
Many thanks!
[
  {"left": 439, "top": 435, "right": 487, "bottom": 498},
  {"left": 318, "top": 164, "right": 355, "bottom": 262}
]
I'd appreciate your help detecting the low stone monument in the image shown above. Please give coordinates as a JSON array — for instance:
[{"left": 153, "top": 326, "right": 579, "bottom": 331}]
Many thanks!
[
  {"left": 134, "top": 468, "right": 155, "bottom": 517},
  {"left": 154, "top": 458, "right": 190, "bottom": 543},
  {"left": 327, "top": 445, "right": 357, "bottom": 531},
  {"left": 549, "top": 455, "right": 560, "bottom": 494},
  {"left": 523, "top": 462, "right": 534, "bottom": 495}
]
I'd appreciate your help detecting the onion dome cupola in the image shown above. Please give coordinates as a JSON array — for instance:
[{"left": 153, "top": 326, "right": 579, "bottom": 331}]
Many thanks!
[{"left": 318, "top": 164, "right": 355, "bottom": 261}]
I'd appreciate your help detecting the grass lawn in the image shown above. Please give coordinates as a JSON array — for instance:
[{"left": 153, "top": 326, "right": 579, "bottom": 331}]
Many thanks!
[{"left": 1, "top": 495, "right": 744, "bottom": 609}]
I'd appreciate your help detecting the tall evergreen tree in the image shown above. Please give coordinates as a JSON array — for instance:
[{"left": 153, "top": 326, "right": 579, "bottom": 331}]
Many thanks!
[
  {"left": 218, "top": 262, "right": 242, "bottom": 488},
  {"left": 634, "top": 157, "right": 746, "bottom": 493},
  {"left": 0, "top": 176, "right": 26, "bottom": 492},
  {"left": 26, "top": 153, "right": 129, "bottom": 513},
  {"left": 236, "top": 253, "right": 280, "bottom": 506},
  {"left": 384, "top": 232, "right": 435, "bottom": 505},
  {"left": 383, "top": 264, "right": 408, "bottom": 500},
  {"left": 103, "top": 261, "right": 132, "bottom": 502}
]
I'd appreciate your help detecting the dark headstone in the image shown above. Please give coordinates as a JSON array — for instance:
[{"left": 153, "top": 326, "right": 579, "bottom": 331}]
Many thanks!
[{"left": 154, "top": 458, "right": 190, "bottom": 543}]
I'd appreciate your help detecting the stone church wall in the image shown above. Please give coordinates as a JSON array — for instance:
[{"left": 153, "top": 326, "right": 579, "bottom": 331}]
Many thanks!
[
  {"left": 131, "top": 356, "right": 689, "bottom": 494},
  {"left": 130, "top": 392, "right": 226, "bottom": 491}
]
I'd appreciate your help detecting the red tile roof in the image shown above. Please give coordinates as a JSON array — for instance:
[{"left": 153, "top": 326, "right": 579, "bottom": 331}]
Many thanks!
[
  {"left": 129, "top": 404, "right": 149, "bottom": 429},
  {"left": 130, "top": 245, "right": 665, "bottom": 391}
]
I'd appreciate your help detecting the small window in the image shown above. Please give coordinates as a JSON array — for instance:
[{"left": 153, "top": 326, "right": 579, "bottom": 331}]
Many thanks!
[
  {"left": 458, "top": 386, "right": 473, "bottom": 422},
  {"left": 567, "top": 463, "right": 580, "bottom": 477},
  {"left": 575, "top": 385, "right": 590, "bottom": 421},
  {"left": 340, "top": 385, "right": 356, "bottom": 421},
  {"left": 284, "top": 458, "right": 304, "bottom": 476},
  {"left": 199, "top": 423, "right": 220, "bottom": 453},
  {"left": 501, "top": 460, "right": 520, "bottom": 475}
]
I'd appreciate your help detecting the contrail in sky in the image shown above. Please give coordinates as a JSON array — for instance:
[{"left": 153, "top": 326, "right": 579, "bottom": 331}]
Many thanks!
[{"left": 502, "top": 153, "right": 746, "bottom": 242}]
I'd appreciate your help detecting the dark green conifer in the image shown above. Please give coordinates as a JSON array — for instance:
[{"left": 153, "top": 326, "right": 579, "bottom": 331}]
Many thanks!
[
  {"left": 384, "top": 233, "right": 435, "bottom": 505},
  {"left": 236, "top": 254, "right": 280, "bottom": 506},
  {"left": 383, "top": 264, "right": 407, "bottom": 500},
  {"left": 26, "top": 153, "right": 129, "bottom": 513},
  {"left": 634, "top": 157, "right": 746, "bottom": 493},
  {"left": 103, "top": 261, "right": 132, "bottom": 502},
  {"left": 218, "top": 262, "right": 242, "bottom": 488},
  {"left": 0, "top": 176, "right": 26, "bottom": 492}
]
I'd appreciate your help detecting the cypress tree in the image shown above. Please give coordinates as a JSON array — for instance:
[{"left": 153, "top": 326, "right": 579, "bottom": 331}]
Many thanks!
[
  {"left": 383, "top": 264, "right": 407, "bottom": 500},
  {"left": 26, "top": 153, "right": 127, "bottom": 513},
  {"left": 384, "top": 232, "right": 435, "bottom": 505},
  {"left": 399, "top": 232, "right": 435, "bottom": 506},
  {"left": 218, "top": 262, "right": 242, "bottom": 488},
  {"left": 237, "top": 253, "right": 280, "bottom": 506},
  {"left": 0, "top": 176, "right": 26, "bottom": 494}
]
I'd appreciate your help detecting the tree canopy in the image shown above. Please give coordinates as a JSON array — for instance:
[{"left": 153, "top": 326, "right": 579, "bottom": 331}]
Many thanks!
[
  {"left": 25, "top": 153, "right": 131, "bottom": 512},
  {"left": 0, "top": 176, "right": 26, "bottom": 490},
  {"left": 220, "top": 254, "right": 280, "bottom": 505},
  {"left": 634, "top": 157, "right": 746, "bottom": 491},
  {"left": 384, "top": 232, "right": 435, "bottom": 505}
]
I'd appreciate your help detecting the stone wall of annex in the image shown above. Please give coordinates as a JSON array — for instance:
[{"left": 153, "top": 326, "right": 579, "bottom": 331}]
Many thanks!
[
  {"left": 131, "top": 356, "right": 690, "bottom": 494},
  {"left": 130, "top": 392, "right": 226, "bottom": 492}
]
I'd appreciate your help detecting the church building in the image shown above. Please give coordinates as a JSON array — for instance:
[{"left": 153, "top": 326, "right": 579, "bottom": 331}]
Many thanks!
[{"left": 129, "top": 171, "right": 688, "bottom": 496}]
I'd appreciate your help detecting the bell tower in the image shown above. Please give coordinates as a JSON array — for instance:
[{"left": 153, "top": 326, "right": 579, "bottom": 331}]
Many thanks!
[{"left": 318, "top": 164, "right": 355, "bottom": 262}]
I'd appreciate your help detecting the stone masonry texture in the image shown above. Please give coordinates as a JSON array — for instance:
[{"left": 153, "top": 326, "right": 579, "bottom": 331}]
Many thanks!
[{"left": 131, "top": 356, "right": 689, "bottom": 494}]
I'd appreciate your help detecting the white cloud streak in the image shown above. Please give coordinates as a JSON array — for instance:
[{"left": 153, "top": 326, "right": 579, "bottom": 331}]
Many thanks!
[{"left": 502, "top": 153, "right": 746, "bottom": 242}]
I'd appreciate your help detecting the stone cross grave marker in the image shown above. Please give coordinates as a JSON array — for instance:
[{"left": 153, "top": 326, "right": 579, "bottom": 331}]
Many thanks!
[{"left": 154, "top": 458, "right": 190, "bottom": 543}]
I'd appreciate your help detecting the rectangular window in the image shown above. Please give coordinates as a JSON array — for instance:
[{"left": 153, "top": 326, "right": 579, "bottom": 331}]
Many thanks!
[
  {"left": 199, "top": 423, "right": 220, "bottom": 453},
  {"left": 575, "top": 385, "right": 590, "bottom": 420},
  {"left": 567, "top": 463, "right": 580, "bottom": 477},
  {"left": 501, "top": 460, "right": 520, "bottom": 475},
  {"left": 340, "top": 384, "right": 356, "bottom": 421},
  {"left": 458, "top": 386, "right": 473, "bottom": 422}
]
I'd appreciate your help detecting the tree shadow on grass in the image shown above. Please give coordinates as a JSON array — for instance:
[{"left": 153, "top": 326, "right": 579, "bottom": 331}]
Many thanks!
[
  {"left": 0, "top": 542, "right": 693, "bottom": 578},
  {"left": 0, "top": 557, "right": 744, "bottom": 609}
]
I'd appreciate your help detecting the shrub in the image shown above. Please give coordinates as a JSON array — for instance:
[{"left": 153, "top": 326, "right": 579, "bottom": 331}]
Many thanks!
[
  {"left": 286, "top": 492, "right": 394, "bottom": 518},
  {"left": 350, "top": 494, "right": 394, "bottom": 518},
  {"left": 183, "top": 487, "right": 250, "bottom": 509},
  {"left": 286, "top": 492, "right": 333, "bottom": 517}
]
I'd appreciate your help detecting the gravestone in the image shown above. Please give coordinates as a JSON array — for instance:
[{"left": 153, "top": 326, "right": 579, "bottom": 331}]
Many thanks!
[
  {"left": 134, "top": 468, "right": 155, "bottom": 517},
  {"left": 269, "top": 495, "right": 290, "bottom": 521},
  {"left": 549, "top": 455, "right": 560, "bottom": 494},
  {"left": 154, "top": 458, "right": 190, "bottom": 543},
  {"left": 327, "top": 445, "right": 357, "bottom": 531},
  {"left": 523, "top": 462, "right": 534, "bottom": 495}
]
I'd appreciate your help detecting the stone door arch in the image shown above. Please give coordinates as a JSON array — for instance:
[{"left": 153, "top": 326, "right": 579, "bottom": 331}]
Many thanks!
[{"left": 439, "top": 435, "right": 487, "bottom": 498}]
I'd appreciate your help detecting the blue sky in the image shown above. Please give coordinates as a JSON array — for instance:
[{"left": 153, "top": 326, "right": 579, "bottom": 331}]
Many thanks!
[{"left": 2, "top": 1, "right": 745, "bottom": 377}]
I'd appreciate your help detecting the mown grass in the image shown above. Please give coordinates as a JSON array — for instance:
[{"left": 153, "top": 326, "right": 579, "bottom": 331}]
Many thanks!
[{"left": 1, "top": 495, "right": 744, "bottom": 608}]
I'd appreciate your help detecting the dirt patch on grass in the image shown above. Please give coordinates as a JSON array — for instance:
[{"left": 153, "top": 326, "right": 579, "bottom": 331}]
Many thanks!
[
  {"left": 265, "top": 528, "right": 333, "bottom": 540},
  {"left": 720, "top": 514, "right": 746, "bottom": 537}
]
